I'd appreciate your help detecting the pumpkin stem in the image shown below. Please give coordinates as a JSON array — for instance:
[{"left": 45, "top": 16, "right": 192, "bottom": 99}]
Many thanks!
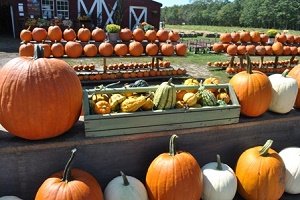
[
  {"left": 120, "top": 171, "right": 130, "bottom": 186},
  {"left": 61, "top": 148, "right": 77, "bottom": 183},
  {"left": 259, "top": 139, "right": 273, "bottom": 156},
  {"left": 34, "top": 44, "right": 44, "bottom": 59},
  {"left": 282, "top": 69, "right": 289, "bottom": 77},
  {"left": 216, "top": 154, "right": 223, "bottom": 170},
  {"left": 169, "top": 134, "right": 178, "bottom": 156},
  {"left": 245, "top": 52, "right": 252, "bottom": 74}
]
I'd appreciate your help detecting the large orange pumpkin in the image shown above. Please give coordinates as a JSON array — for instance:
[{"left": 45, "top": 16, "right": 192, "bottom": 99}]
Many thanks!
[
  {"left": 235, "top": 140, "right": 286, "bottom": 200},
  {"left": 272, "top": 41, "right": 284, "bottom": 55},
  {"left": 156, "top": 29, "right": 169, "bottom": 42},
  {"left": 250, "top": 30, "right": 261, "bottom": 43},
  {"left": 175, "top": 42, "right": 187, "bottom": 56},
  {"left": 145, "top": 29, "right": 157, "bottom": 42},
  {"left": 288, "top": 64, "right": 300, "bottom": 108},
  {"left": 65, "top": 41, "right": 83, "bottom": 58},
  {"left": 114, "top": 43, "right": 128, "bottom": 56},
  {"left": 47, "top": 25, "right": 62, "bottom": 42},
  {"left": 35, "top": 148, "right": 104, "bottom": 200},
  {"left": 0, "top": 44, "right": 82, "bottom": 140},
  {"left": 83, "top": 43, "right": 98, "bottom": 57},
  {"left": 128, "top": 41, "right": 144, "bottom": 56},
  {"left": 132, "top": 27, "right": 145, "bottom": 42},
  {"left": 145, "top": 134, "right": 203, "bottom": 200},
  {"left": 229, "top": 53, "right": 272, "bottom": 117},
  {"left": 99, "top": 41, "right": 114, "bottom": 57},
  {"left": 119, "top": 27, "right": 133, "bottom": 41},
  {"left": 91, "top": 27, "right": 106, "bottom": 42}
]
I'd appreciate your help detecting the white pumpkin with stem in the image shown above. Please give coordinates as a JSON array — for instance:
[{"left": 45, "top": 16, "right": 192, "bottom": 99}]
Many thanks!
[
  {"left": 279, "top": 147, "right": 300, "bottom": 194},
  {"left": 104, "top": 171, "right": 148, "bottom": 200},
  {"left": 268, "top": 69, "right": 298, "bottom": 114},
  {"left": 202, "top": 154, "right": 237, "bottom": 200}
]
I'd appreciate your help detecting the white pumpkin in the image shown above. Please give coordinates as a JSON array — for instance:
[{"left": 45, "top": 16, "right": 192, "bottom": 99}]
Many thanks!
[
  {"left": 0, "top": 196, "right": 22, "bottom": 200},
  {"left": 279, "top": 147, "right": 300, "bottom": 194},
  {"left": 202, "top": 155, "right": 237, "bottom": 200},
  {"left": 268, "top": 69, "right": 298, "bottom": 114},
  {"left": 104, "top": 171, "right": 148, "bottom": 200}
]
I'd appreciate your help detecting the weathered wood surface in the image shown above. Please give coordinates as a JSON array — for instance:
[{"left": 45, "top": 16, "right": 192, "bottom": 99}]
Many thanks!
[{"left": 1, "top": 110, "right": 300, "bottom": 199}]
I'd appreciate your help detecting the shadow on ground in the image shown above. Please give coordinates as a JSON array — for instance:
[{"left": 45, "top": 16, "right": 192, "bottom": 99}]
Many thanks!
[{"left": 0, "top": 34, "right": 20, "bottom": 53}]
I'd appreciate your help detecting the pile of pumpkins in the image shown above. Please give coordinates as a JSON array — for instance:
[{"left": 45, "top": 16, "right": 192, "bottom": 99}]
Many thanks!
[
  {"left": 90, "top": 77, "right": 231, "bottom": 115},
  {"left": 18, "top": 25, "right": 187, "bottom": 58},
  {"left": 3, "top": 135, "right": 300, "bottom": 200}
]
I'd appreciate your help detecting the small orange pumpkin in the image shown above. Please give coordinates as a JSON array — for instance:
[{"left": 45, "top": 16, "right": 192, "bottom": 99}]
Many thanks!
[
  {"left": 32, "top": 27, "right": 47, "bottom": 42},
  {"left": 99, "top": 41, "right": 114, "bottom": 57},
  {"left": 128, "top": 41, "right": 144, "bottom": 56},
  {"left": 94, "top": 100, "right": 111, "bottom": 114},
  {"left": 226, "top": 44, "right": 237, "bottom": 56},
  {"left": 168, "top": 30, "right": 180, "bottom": 42},
  {"left": 51, "top": 41, "right": 65, "bottom": 58},
  {"left": 20, "top": 27, "right": 32, "bottom": 42},
  {"left": 132, "top": 27, "right": 145, "bottom": 42},
  {"left": 156, "top": 29, "right": 169, "bottom": 42},
  {"left": 175, "top": 42, "right": 187, "bottom": 56},
  {"left": 160, "top": 43, "right": 174, "bottom": 56},
  {"left": 145, "top": 29, "right": 157, "bottom": 42},
  {"left": 19, "top": 42, "right": 34, "bottom": 57},
  {"left": 250, "top": 30, "right": 261, "bottom": 43},
  {"left": 145, "top": 42, "right": 159, "bottom": 56},
  {"left": 48, "top": 25, "right": 62, "bottom": 42},
  {"left": 91, "top": 27, "right": 106, "bottom": 42},
  {"left": 65, "top": 41, "right": 83, "bottom": 58},
  {"left": 114, "top": 43, "right": 128, "bottom": 56},
  {"left": 77, "top": 25, "right": 91, "bottom": 42},
  {"left": 63, "top": 27, "right": 77, "bottom": 41},
  {"left": 272, "top": 42, "right": 284, "bottom": 56},
  {"left": 119, "top": 27, "right": 133, "bottom": 41},
  {"left": 83, "top": 43, "right": 98, "bottom": 57},
  {"left": 239, "top": 30, "right": 251, "bottom": 43},
  {"left": 219, "top": 32, "right": 231, "bottom": 43}
]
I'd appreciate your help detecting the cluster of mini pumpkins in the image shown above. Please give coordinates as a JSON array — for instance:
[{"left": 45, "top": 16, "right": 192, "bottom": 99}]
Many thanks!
[
  {"left": 19, "top": 25, "right": 187, "bottom": 58},
  {"left": 213, "top": 30, "right": 300, "bottom": 56},
  {"left": 90, "top": 77, "right": 231, "bottom": 115},
  {"left": 6, "top": 135, "right": 300, "bottom": 200},
  {"left": 229, "top": 53, "right": 300, "bottom": 117}
]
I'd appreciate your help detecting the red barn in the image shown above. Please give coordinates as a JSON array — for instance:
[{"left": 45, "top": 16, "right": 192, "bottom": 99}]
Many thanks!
[{"left": 0, "top": 0, "right": 162, "bottom": 38}]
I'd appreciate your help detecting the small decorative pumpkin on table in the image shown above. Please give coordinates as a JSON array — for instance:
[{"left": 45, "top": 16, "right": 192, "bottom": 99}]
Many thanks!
[
  {"left": 104, "top": 171, "right": 148, "bottom": 200},
  {"left": 235, "top": 139, "right": 286, "bottom": 200},
  {"left": 145, "top": 134, "right": 203, "bottom": 200},
  {"left": 201, "top": 154, "right": 237, "bottom": 200}
]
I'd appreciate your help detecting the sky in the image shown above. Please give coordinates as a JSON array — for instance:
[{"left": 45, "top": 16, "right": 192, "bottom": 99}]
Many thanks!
[{"left": 155, "top": 0, "right": 191, "bottom": 7}]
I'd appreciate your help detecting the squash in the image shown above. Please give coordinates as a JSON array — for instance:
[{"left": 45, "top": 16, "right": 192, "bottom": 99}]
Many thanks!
[
  {"left": 94, "top": 100, "right": 111, "bottom": 114},
  {"left": 35, "top": 148, "right": 104, "bottom": 200},
  {"left": 268, "top": 69, "right": 298, "bottom": 114},
  {"left": 0, "top": 44, "right": 82, "bottom": 140},
  {"left": 120, "top": 95, "right": 147, "bottom": 112},
  {"left": 235, "top": 140, "right": 286, "bottom": 200},
  {"left": 104, "top": 171, "right": 148, "bottom": 200},
  {"left": 229, "top": 53, "right": 272, "bottom": 117},
  {"left": 202, "top": 155, "right": 237, "bottom": 200},
  {"left": 279, "top": 147, "right": 300, "bottom": 194},
  {"left": 128, "top": 79, "right": 149, "bottom": 87},
  {"left": 153, "top": 78, "right": 176, "bottom": 110},
  {"left": 109, "top": 94, "right": 126, "bottom": 112},
  {"left": 182, "top": 92, "right": 197, "bottom": 107},
  {"left": 145, "top": 134, "right": 203, "bottom": 200},
  {"left": 196, "top": 84, "right": 217, "bottom": 106},
  {"left": 203, "top": 77, "right": 220, "bottom": 93},
  {"left": 183, "top": 78, "right": 199, "bottom": 93}
]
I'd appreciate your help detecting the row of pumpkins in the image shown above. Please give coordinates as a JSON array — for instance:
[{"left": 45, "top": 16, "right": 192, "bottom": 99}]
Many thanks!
[
  {"left": 20, "top": 25, "right": 182, "bottom": 43},
  {"left": 2, "top": 136, "right": 300, "bottom": 200},
  {"left": 90, "top": 78, "right": 230, "bottom": 114},
  {"left": 19, "top": 39, "right": 187, "bottom": 58}
]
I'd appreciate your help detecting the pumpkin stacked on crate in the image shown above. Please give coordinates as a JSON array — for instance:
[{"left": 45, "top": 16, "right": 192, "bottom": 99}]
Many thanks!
[{"left": 211, "top": 30, "right": 300, "bottom": 75}]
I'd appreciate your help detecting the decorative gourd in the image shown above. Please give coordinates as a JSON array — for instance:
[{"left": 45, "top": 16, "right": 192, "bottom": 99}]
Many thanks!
[
  {"left": 279, "top": 147, "right": 300, "bottom": 194},
  {"left": 216, "top": 90, "right": 230, "bottom": 103},
  {"left": 65, "top": 41, "right": 83, "bottom": 58},
  {"left": 182, "top": 92, "right": 197, "bottom": 107},
  {"left": 109, "top": 94, "right": 126, "bottom": 112},
  {"left": 153, "top": 78, "right": 176, "bottom": 110},
  {"left": 0, "top": 45, "right": 82, "bottom": 140},
  {"left": 128, "top": 79, "right": 149, "bottom": 87},
  {"left": 183, "top": 78, "right": 199, "bottom": 93},
  {"left": 235, "top": 140, "right": 286, "bottom": 200},
  {"left": 268, "top": 69, "right": 298, "bottom": 114},
  {"left": 35, "top": 148, "right": 104, "bottom": 200},
  {"left": 229, "top": 53, "right": 272, "bottom": 117},
  {"left": 141, "top": 97, "right": 154, "bottom": 110},
  {"left": 288, "top": 64, "right": 300, "bottom": 108},
  {"left": 104, "top": 171, "right": 148, "bottom": 200},
  {"left": 94, "top": 100, "right": 111, "bottom": 114},
  {"left": 0, "top": 197, "right": 22, "bottom": 200},
  {"left": 145, "top": 134, "right": 203, "bottom": 200},
  {"left": 201, "top": 155, "right": 237, "bottom": 200},
  {"left": 47, "top": 25, "right": 62, "bottom": 42},
  {"left": 203, "top": 77, "right": 220, "bottom": 93},
  {"left": 120, "top": 95, "right": 147, "bottom": 112},
  {"left": 196, "top": 84, "right": 217, "bottom": 106}
]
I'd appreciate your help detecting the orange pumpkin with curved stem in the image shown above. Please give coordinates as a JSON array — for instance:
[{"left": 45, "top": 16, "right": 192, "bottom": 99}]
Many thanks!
[
  {"left": 146, "top": 134, "right": 203, "bottom": 200},
  {"left": 20, "top": 27, "right": 32, "bottom": 42},
  {"left": 35, "top": 148, "right": 104, "bottom": 200},
  {"left": 229, "top": 53, "right": 272, "bottom": 117},
  {"left": 48, "top": 25, "right": 62, "bottom": 42},
  {"left": 235, "top": 140, "right": 286, "bottom": 200}
]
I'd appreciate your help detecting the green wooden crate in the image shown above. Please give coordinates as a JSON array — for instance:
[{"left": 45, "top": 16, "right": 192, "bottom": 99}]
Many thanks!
[{"left": 83, "top": 83, "right": 241, "bottom": 137}]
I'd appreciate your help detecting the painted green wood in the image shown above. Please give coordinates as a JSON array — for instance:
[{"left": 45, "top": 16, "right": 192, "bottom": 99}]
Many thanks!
[{"left": 83, "top": 84, "right": 241, "bottom": 137}]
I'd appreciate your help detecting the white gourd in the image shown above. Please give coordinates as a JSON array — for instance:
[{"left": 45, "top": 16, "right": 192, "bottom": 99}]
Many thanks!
[
  {"left": 104, "top": 171, "right": 148, "bottom": 200},
  {"left": 279, "top": 147, "right": 300, "bottom": 194},
  {"left": 201, "top": 155, "right": 237, "bottom": 200},
  {"left": 268, "top": 69, "right": 298, "bottom": 114}
]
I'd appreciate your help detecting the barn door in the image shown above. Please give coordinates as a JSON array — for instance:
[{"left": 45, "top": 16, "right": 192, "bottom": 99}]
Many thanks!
[{"left": 129, "top": 6, "right": 147, "bottom": 30}]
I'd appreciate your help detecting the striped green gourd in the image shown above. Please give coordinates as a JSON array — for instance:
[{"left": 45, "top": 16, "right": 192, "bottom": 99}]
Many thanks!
[
  {"left": 153, "top": 78, "right": 176, "bottom": 110},
  {"left": 196, "top": 85, "right": 217, "bottom": 106}
]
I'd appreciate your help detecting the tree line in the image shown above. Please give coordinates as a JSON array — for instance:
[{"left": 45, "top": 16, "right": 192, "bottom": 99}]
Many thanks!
[{"left": 160, "top": 0, "right": 300, "bottom": 30}]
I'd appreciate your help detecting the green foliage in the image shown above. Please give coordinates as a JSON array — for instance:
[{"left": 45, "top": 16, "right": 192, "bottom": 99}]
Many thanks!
[
  {"left": 267, "top": 29, "right": 278, "bottom": 37},
  {"left": 105, "top": 24, "right": 121, "bottom": 33}
]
